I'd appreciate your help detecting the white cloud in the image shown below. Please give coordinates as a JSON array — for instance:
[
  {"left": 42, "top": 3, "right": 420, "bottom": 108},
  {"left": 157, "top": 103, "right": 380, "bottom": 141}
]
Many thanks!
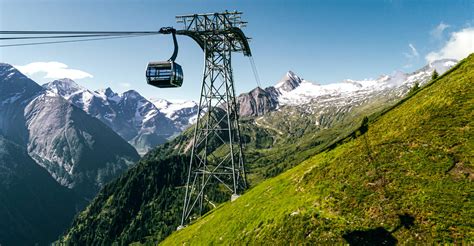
[
  {"left": 404, "top": 43, "right": 419, "bottom": 58},
  {"left": 402, "top": 43, "right": 419, "bottom": 68},
  {"left": 14, "top": 62, "right": 93, "bottom": 80},
  {"left": 119, "top": 82, "right": 132, "bottom": 88},
  {"left": 430, "top": 22, "right": 450, "bottom": 40},
  {"left": 426, "top": 27, "right": 474, "bottom": 62},
  {"left": 409, "top": 43, "right": 419, "bottom": 57}
]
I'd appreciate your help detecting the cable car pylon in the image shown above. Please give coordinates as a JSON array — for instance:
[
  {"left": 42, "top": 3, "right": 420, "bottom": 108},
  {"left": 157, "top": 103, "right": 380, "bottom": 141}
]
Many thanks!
[{"left": 146, "top": 11, "right": 252, "bottom": 228}]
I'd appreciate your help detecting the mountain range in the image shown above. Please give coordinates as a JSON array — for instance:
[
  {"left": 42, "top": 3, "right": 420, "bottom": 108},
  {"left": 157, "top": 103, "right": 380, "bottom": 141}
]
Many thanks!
[
  {"left": 237, "top": 59, "right": 457, "bottom": 117},
  {"left": 37, "top": 58, "right": 458, "bottom": 158},
  {"left": 42, "top": 79, "right": 198, "bottom": 155}
]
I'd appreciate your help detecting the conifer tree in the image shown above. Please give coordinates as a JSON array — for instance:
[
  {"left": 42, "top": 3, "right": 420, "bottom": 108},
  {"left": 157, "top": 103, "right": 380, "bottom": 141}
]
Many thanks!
[
  {"left": 431, "top": 69, "right": 439, "bottom": 80},
  {"left": 409, "top": 81, "right": 420, "bottom": 95}
]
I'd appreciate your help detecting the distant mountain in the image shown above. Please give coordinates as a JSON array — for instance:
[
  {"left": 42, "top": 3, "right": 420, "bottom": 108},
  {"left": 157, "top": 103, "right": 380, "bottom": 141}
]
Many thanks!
[
  {"left": 43, "top": 80, "right": 191, "bottom": 155},
  {"left": 275, "top": 59, "right": 457, "bottom": 106},
  {"left": 150, "top": 98, "right": 198, "bottom": 130},
  {"left": 237, "top": 59, "right": 458, "bottom": 117},
  {"left": 237, "top": 86, "right": 278, "bottom": 116},
  {"left": 0, "top": 64, "right": 140, "bottom": 199},
  {"left": 0, "top": 135, "right": 83, "bottom": 245}
]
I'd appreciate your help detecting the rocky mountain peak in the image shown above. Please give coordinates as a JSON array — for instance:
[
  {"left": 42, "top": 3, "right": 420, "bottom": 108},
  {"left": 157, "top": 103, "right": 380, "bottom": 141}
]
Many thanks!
[
  {"left": 95, "top": 87, "right": 120, "bottom": 102},
  {"left": 122, "top": 89, "right": 143, "bottom": 100},
  {"left": 0, "top": 63, "right": 32, "bottom": 83},
  {"left": 0, "top": 63, "right": 15, "bottom": 75},
  {"left": 43, "top": 78, "right": 84, "bottom": 98},
  {"left": 275, "top": 70, "right": 303, "bottom": 92},
  {"left": 237, "top": 86, "right": 278, "bottom": 117},
  {"left": 149, "top": 98, "right": 171, "bottom": 108},
  {"left": 251, "top": 86, "right": 266, "bottom": 94},
  {"left": 104, "top": 87, "right": 115, "bottom": 97}
]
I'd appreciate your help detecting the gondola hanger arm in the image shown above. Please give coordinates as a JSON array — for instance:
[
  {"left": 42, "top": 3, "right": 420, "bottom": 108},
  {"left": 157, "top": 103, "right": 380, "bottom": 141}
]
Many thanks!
[{"left": 159, "top": 27, "right": 178, "bottom": 62}]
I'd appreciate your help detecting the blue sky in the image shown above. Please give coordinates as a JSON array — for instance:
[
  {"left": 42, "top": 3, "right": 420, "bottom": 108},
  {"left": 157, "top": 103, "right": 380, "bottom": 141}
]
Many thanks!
[{"left": 0, "top": 0, "right": 472, "bottom": 101}]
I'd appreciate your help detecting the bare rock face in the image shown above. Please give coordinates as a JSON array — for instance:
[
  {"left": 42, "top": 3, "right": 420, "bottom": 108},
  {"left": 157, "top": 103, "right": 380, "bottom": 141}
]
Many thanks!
[
  {"left": 237, "top": 87, "right": 278, "bottom": 117},
  {"left": 24, "top": 93, "right": 139, "bottom": 198}
]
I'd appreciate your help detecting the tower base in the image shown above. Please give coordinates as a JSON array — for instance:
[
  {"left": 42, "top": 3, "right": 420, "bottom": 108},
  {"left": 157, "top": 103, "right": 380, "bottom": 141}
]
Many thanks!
[{"left": 231, "top": 194, "right": 240, "bottom": 202}]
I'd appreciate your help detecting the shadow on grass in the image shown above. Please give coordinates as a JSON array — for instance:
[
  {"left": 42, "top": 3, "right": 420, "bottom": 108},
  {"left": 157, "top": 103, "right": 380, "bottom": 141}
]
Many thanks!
[
  {"left": 342, "top": 213, "right": 415, "bottom": 246},
  {"left": 343, "top": 227, "right": 397, "bottom": 246}
]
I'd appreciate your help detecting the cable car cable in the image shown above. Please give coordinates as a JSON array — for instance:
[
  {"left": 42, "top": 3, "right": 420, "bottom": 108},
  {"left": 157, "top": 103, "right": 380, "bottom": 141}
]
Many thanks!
[
  {"left": 0, "top": 31, "right": 160, "bottom": 35},
  {"left": 0, "top": 33, "right": 158, "bottom": 48},
  {"left": 0, "top": 33, "right": 136, "bottom": 40},
  {"left": 248, "top": 56, "right": 262, "bottom": 88}
]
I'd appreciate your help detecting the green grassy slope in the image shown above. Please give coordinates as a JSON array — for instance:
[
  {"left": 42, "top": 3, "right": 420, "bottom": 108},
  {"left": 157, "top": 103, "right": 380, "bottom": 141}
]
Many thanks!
[
  {"left": 160, "top": 54, "right": 474, "bottom": 244},
  {"left": 60, "top": 101, "right": 368, "bottom": 244}
]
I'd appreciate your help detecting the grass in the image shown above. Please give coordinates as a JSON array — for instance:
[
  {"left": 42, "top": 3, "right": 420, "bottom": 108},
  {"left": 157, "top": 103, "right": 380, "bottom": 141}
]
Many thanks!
[{"left": 159, "top": 54, "right": 474, "bottom": 244}]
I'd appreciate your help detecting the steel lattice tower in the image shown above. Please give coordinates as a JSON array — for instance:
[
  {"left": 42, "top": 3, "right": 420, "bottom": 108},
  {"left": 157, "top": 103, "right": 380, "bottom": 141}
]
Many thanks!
[{"left": 175, "top": 11, "right": 252, "bottom": 227}]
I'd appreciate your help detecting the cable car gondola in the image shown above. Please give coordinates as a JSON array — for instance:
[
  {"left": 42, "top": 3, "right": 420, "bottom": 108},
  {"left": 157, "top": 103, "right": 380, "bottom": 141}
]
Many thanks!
[{"left": 146, "top": 27, "right": 183, "bottom": 88}]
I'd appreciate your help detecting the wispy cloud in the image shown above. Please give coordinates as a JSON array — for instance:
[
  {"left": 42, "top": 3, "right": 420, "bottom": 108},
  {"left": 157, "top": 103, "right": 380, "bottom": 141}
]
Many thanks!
[
  {"left": 404, "top": 43, "right": 419, "bottom": 59},
  {"left": 14, "top": 62, "right": 93, "bottom": 80},
  {"left": 430, "top": 22, "right": 450, "bottom": 40},
  {"left": 426, "top": 27, "right": 474, "bottom": 62},
  {"left": 403, "top": 43, "right": 419, "bottom": 68}
]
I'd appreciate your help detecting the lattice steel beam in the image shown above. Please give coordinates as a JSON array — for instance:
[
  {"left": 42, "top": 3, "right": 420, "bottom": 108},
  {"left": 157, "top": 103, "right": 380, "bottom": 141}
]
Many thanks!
[{"left": 177, "top": 11, "right": 250, "bottom": 228}]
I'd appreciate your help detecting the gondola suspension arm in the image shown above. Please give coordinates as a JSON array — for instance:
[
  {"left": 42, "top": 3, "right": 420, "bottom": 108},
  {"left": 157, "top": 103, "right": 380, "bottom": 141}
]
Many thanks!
[{"left": 158, "top": 27, "right": 178, "bottom": 62}]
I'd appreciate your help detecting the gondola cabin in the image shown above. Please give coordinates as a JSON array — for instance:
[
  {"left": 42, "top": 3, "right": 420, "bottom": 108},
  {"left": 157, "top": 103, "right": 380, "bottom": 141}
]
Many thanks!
[{"left": 146, "top": 61, "right": 183, "bottom": 88}]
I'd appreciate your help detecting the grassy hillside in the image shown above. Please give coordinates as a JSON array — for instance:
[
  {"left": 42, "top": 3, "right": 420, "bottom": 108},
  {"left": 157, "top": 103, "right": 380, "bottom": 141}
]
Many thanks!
[
  {"left": 60, "top": 95, "right": 371, "bottom": 244},
  {"left": 159, "top": 54, "right": 473, "bottom": 244}
]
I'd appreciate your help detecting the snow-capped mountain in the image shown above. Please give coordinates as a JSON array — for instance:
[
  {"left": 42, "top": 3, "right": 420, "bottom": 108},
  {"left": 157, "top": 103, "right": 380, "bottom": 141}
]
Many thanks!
[
  {"left": 150, "top": 98, "right": 198, "bottom": 130},
  {"left": 43, "top": 80, "right": 180, "bottom": 155},
  {"left": 237, "top": 59, "right": 457, "bottom": 117},
  {"left": 0, "top": 63, "right": 139, "bottom": 199},
  {"left": 274, "top": 70, "right": 304, "bottom": 92},
  {"left": 275, "top": 59, "right": 457, "bottom": 106}
]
